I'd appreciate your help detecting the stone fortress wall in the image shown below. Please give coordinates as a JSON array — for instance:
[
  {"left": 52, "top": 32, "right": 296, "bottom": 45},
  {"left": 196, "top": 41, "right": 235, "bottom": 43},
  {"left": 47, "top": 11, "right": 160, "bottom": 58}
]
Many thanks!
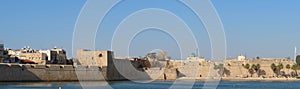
[
  {"left": 75, "top": 50, "right": 300, "bottom": 81},
  {"left": 169, "top": 58, "right": 296, "bottom": 79},
  {"left": 0, "top": 64, "right": 105, "bottom": 82},
  {"left": 0, "top": 49, "right": 298, "bottom": 82},
  {"left": 224, "top": 58, "right": 294, "bottom": 78}
]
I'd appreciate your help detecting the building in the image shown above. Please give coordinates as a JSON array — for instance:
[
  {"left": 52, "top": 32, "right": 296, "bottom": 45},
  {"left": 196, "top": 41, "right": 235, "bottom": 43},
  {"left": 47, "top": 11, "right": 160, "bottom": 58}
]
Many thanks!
[
  {"left": 186, "top": 57, "right": 206, "bottom": 63},
  {"left": 18, "top": 52, "right": 47, "bottom": 64},
  {"left": 39, "top": 47, "right": 67, "bottom": 64},
  {"left": 238, "top": 55, "right": 246, "bottom": 61},
  {"left": 0, "top": 43, "right": 4, "bottom": 62},
  {"left": 77, "top": 49, "right": 113, "bottom": 67},
  {"left": 4, "top": 46, "right": 62, "bottom": 64},
  {"left": 5, "top": 46, "right": 67, "bottom": 64}
]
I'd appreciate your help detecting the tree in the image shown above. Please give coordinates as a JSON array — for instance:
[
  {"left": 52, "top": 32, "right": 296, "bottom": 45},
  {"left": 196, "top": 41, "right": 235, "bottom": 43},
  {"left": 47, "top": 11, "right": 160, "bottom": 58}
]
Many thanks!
[
  {"left": 251, "top": 64, "right": 256, "bottom": 77},
  {"left": 286, "top": 64, "right": 291, "bottom": 76},
  {"left": 256, "top": 56, "right": 260, "bottom": 59},
  {"left": 270, "top": 63, "right": 283, "bottom": 77},
  {"left": 277, "top": 63, "right": 284, "bottom": 76},
  {"left": 271, "top": 63, "right": 277, "bottom": 76},
  {"left": 286, "top": 64, "right": 291, "bottom": 69},
  {"left": 296, "top": 55, "right": 300, "bottom": 65},
  {"left": 256, "top": 64, "right": 261, "bottom": 71},
  {"left": 248, "top": 68, "right": 255, "bottom": 77},
  {"left": 255, "top": 64, "right": 261, "bottom": 77},
  {"left": 251, "top": 64, "right": 261, "bottom": 77},
  {"left": 214, "top": 64, "right": 225, "bottom": 77},
  {"left": 214, "top": 64, "right": 224, "bottom": 70},
  {"left": 243, "top": 63, "right": 250, "bottom": 69},
  {"left": 243, "top": 63, "right": 252, "bottom": 77},
  {"left": 291, "top": 64, "right": 300, "bottom": 77}
]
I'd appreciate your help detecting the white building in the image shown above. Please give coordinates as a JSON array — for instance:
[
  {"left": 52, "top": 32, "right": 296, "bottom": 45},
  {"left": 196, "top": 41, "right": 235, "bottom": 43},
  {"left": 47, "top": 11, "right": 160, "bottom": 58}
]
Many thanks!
[
  {"left": 39, "top": 47, "right": 67, "bottom": 64},
  {"left": 238, "top": 55, "right": 246, "bottom": 61}
]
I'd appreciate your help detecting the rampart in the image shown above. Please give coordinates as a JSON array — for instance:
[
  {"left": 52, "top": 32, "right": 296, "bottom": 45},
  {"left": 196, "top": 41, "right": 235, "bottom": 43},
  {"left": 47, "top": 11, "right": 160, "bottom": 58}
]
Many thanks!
[{"left": 0, "top": 64, "right": 105, "bottom": 82}]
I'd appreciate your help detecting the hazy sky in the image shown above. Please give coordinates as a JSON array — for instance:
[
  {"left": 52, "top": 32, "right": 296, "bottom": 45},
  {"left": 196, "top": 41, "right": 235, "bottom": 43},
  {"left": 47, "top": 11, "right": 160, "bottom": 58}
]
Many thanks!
[{"left": 0, "top": 0, "right": 300, "bottom": 59}]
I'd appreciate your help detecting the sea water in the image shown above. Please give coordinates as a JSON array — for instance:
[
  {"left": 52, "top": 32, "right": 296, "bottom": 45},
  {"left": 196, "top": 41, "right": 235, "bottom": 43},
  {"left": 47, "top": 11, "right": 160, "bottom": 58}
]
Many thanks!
[{"left": 0, "top": 81, "right": 300, "bottom": 89}]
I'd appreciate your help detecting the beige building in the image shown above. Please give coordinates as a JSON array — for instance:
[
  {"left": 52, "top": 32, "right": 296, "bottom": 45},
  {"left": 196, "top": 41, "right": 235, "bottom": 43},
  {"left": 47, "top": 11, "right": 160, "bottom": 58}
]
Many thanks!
[
  {"left": 77, "top": 49, "right": 113, "bottom": 67},
  {"left": 39, "top": 47, "right": 67, "bottom": 64},
  {"left": 186, "top": 57, "right": 206, "bottom": 63},
  {"left": 18, "top": 53, "right": 47, "bottom": 64},
  {"left": 6, "top": 47, "right": 67, "bottom": 64}
]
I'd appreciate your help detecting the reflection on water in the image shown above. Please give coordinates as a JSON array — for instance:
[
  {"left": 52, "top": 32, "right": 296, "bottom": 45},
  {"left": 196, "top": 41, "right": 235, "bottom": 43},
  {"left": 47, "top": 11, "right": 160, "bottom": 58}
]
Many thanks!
[
  {"left": 0, "top": 82, "right": 81, "bottom": 89},
  {"left": 1, "top": 81, "right": 300, "bottom": 89}
]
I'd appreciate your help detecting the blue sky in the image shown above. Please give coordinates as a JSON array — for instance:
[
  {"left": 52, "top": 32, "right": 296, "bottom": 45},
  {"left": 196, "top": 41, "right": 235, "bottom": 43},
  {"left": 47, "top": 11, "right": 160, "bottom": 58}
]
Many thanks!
[{"left": 0, "top": 0, "right": 300, "bottom": 59}]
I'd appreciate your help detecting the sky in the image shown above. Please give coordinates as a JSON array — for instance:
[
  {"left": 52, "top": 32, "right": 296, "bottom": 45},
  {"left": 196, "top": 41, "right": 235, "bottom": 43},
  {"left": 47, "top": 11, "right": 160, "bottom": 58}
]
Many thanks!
[{"left": 0, "top": 0, "right": 300, "bottom": 59}]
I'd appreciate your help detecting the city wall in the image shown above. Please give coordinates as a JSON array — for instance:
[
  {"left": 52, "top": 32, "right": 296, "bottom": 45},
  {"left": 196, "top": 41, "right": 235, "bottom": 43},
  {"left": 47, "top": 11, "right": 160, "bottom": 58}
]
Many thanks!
[
  {"left": 106, "top": 59, "right": 177, "bottom": 81},
  {"left": 1, "top": 56, "right": 297, "bottom": 82},
  {"left": 171, "top": 58, "right": 297, "bottom": 79},
  {"left": 0, "top": 64, "right": 105, "bottom": 82}
]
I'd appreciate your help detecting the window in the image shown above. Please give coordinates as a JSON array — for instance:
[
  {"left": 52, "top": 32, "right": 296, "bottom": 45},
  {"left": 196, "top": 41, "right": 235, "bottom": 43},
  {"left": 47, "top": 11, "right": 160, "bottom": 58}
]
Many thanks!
[{"left": 99, "top": 54, "right": 103, "bottom": 57}]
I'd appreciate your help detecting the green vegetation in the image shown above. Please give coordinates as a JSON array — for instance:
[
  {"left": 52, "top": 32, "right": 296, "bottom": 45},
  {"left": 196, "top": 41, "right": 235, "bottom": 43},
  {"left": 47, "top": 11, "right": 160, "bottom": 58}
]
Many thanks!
[
  {"left": 289, "top": 56, "right": 300, "bottom": 77},
  {"left": 214, "top": 64, "right": 230, "bottom": 77},
  {"left": 214, "top": 64, "right": 224, "bottom": 70},
  {"left": 214, "top": 63, "right": 224, "bottom": 76},
  {"left": 296, "top": 55, "right": 300, "bottom": 65},
  {"left": 291, "top": 64, "right": 300, "bottom": 77},
  {"left": 243, "top": 63, "right": 250, "bottom": 70},
  {"left": 256, "top": 56, "right": 260, "bottom": 59},
  {"left": 286, "top": 64, "right": 291, "bottom": 76},
  {"left": 270, "top": 63, "right": 284, "bottom": 77},
  {"left": 286, "top": 64, "right": 291, "bottom": 69},
  {"left": 243, "top": 63, "right": 261, "bottom": 77},
  {"left": 252, "top": 64, "right": 261, "bottom": 77}
]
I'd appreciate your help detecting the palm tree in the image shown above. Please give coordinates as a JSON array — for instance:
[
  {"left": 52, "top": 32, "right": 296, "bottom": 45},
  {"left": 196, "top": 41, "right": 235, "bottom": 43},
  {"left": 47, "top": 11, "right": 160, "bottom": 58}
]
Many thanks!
[
  {"left": 243, "top": 63, "right": 250, "bottom": 69},
  {"left": 286, "top": 64, "right": 291, "bottom": 69},
  {"left": 286, "top": 64, "right": 291, "bottom": 77},
  {"left": 254, "top": 64, "right": 261, "bottom": 77},
  {"left": 277, "top": 63, "right": 284, "bottom": 77},
  {"left": 296, "top": 55, "right": 300, "bottom": 65},
  {"left": 251, "top": 64, "right": 256, "bottom": 77},
  {"left": 248, "top": 68, "right": 255, "bottom": 77},
  {"left": 251, "top": 64, "right": 261, "bottom": 77},
  {"left": 243, "top": 63, "right": 250, "bottom": 77},
  {"left": 271, "top": 63, "right": 277, "bottom": 77},
  {"left": 214, "top": 64, "right": 224, "bottom": 77},
  {"left": 291, "top": 64, "right": 300, "bottom": 77}
]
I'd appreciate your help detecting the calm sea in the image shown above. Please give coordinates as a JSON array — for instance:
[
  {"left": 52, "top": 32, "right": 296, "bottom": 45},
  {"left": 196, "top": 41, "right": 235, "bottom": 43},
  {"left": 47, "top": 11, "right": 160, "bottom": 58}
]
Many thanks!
[{"left": 0, "top": 81, "right": 300, "bottom": 89}]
